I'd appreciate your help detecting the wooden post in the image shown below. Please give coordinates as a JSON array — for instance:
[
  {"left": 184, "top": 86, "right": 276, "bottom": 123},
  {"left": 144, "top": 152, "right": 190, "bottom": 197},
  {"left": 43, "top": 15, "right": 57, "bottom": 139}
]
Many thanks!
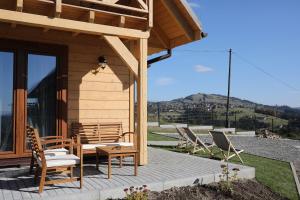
[
  {"left": 55, "top": 0, "right": 62, "bottom": 18},
  {"left": 16, "top": 0, "right": 23, "bottom": 12},
  {"left": 129, "top": 41, "right": 136, "bottom": 142},
  {"left": 148, "top": 0, "right": 153, "bottom": 28},
  {"left": 137, "top": 38, "right": 148, "bottom": 165}
]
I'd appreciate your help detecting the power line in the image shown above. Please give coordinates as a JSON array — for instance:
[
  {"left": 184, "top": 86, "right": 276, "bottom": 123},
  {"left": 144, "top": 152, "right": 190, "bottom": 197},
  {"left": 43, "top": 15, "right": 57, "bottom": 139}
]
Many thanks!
[
  {"left": 174, "top": 48, "right": 299, "bottom": 92},
  {"left": 175, "top": 49, "right": 227, "bottom": 53},
  {"left": 233, "top": 51, "right": 300, "bottom": 92}
]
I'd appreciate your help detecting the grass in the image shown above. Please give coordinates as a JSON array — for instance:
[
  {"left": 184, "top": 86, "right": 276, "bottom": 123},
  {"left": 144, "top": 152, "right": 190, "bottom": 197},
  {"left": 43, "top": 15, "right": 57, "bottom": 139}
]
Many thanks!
[
  {"left": 147, "top": 132, "right": 177, "bottom": 141},
  {"left": 148, "top": 127, "right": 237, "bottom": 135},
  {"left": 155, "top": 145, "right": 299, "bottom": 200}
]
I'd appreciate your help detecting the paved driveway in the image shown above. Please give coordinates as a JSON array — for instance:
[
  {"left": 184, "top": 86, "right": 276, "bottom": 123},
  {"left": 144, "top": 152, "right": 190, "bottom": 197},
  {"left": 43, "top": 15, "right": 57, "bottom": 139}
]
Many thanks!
[{"left": 149, "top": 133, "right": 300, "bottom": 162}]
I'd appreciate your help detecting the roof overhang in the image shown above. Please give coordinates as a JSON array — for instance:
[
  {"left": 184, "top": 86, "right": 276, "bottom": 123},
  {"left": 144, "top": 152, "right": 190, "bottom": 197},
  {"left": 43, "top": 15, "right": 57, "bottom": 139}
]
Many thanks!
[{"left": 149, "top": 0, "right": 204, "bottom": 55}]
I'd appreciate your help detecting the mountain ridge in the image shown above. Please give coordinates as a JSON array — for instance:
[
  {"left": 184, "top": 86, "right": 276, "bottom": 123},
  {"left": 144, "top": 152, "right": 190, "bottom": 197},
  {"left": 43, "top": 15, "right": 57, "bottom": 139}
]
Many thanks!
[{"left": 148, "top": 93, "right": 300, "bottom": 117}]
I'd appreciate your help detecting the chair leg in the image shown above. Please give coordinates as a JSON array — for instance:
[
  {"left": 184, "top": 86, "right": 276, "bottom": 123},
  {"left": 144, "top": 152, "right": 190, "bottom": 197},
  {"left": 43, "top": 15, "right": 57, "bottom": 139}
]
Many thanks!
[
  {"left": 39, "top": 167, "right": 47, "bottom": 193},
  {"left": 70, "top": 166, "right": 73, "bottom": 178},
  {"left": 221, "top": 150, "right": 227, "bottom": 161},
  {"left": 80, "top": 164, "right": 83, "bottom": 189},
  {"left": 29, "top": 154, "right": 35, "bottom": 174},
  {"left": 34, "top": 166, "right": 40, "bottom": 184},
  {"left": 236, "top": 152, "right": 244, "bottom": 164},
  {"left": 119, "top": 156, "right": 123, "bottom": 168}
]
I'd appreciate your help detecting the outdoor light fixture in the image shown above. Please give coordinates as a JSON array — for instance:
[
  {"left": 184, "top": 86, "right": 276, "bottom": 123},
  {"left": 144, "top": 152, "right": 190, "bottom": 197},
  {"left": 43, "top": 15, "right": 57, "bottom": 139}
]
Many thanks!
[
  {"left": 98, "top": 56, "right": 107, "bottom": 69},
  {"left": 91, "top": 56, "right": 108, "bottom": 75}
]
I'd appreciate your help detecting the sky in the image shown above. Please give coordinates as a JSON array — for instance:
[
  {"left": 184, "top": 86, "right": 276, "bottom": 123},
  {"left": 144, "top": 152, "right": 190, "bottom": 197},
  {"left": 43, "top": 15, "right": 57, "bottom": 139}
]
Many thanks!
[{"left": 148, "top": 0, "right": 300, "bottom": 108}]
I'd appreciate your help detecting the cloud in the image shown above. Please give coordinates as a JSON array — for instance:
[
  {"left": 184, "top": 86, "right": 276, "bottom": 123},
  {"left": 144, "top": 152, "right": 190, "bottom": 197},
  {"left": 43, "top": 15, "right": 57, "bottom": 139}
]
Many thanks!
[
  {"left": 155, "top": 77, "right": 174, "bottom": 86},
  {"left": 188, "top": 2, "right": 200, "bottom": 8},
  {"left": 194, "top": 65, "right": 214, "bottom": 73}
]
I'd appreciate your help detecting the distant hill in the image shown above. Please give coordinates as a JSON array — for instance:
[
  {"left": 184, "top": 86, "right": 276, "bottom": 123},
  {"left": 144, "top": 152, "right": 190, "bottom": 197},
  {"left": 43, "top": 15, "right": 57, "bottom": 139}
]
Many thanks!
[
  {"left": 148, "top": 93, "right": 300, "bottom": 139},
  {"left": 171, "top": 93, "right": 257, "bottom": 108},
  {"left": 148, "top": 93, "right": 300, "bottom": 120}
]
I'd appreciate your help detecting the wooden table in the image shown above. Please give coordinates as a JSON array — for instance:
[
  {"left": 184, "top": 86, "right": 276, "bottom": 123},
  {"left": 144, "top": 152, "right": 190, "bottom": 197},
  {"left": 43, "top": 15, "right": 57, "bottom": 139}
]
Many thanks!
[{"left": 95, "top": 147, "right": 138, "bottom": 179}]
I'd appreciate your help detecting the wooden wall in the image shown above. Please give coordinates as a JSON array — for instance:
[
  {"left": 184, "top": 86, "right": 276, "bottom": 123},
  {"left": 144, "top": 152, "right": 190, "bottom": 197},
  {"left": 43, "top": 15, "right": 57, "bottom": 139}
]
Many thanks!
[{"left": 0, "top": 23, "right": 132, "bottom": 135}]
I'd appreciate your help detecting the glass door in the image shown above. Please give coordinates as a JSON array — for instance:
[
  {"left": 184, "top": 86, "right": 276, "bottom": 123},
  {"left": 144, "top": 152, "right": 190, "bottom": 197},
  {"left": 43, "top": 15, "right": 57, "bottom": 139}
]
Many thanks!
[
  {"left": 26, "top": 54, "right": 57, "bottom": 138},
  {"left": 0, "top": 39, "right": 67, "bottom": 160},
  {"left": 0, "top": 51, "right": 14, "bottom": 153}
]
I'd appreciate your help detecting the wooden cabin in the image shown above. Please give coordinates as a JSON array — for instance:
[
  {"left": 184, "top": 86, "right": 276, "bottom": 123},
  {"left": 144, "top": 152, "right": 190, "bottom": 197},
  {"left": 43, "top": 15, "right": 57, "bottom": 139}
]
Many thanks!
[{"left": 0, "top": 0, "right": 204, "bottom": 165}]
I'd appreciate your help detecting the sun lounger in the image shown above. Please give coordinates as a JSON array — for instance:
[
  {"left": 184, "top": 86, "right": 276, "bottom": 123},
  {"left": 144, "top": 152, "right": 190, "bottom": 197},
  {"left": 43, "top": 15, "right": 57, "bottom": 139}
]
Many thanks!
[
  {"left": 175, "top": 127, "right": 190, "bottom": 148},
  {"left": 209, "top": 130, "right": 244, "bottom": 163},
  {"left": 183, "top": 127, "right": 214, "bottom": 154}
]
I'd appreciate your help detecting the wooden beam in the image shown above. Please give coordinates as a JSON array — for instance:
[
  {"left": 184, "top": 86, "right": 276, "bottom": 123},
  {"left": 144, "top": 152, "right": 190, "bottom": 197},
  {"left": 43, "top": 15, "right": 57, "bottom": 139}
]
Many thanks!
[
  {"left": 112, "top": 16, "right": 125, "bottom": 27},
  {"left": 137, "top": 38, "right": 148, "bottom": 165},
  {"left": 148, "top": 0, "right": 153, "bottom": 28},
  {"left": 108, "top": 16, "right": 125, "bottom": 27},
  {"left": 43, "top": 28, "right": 50, "bottom": 32},
  {"left": 16, "top": 0, "right": 23, "bottom": 12},
  {"left": 0, "top": 9, "right": 150, "bottom": 39},
  {"left": 129, "top": 41, "right": 136, "bottom": 142},
  {"left": 119, "top": 16, "right": 125, "bottom": 27},
  {"left": 152, "top": 24, "right": 170, "bottom": 48},
  {"left": 72, "top": 32, "right": 80, "bottom": 37},
  {"left": 80, "top": 0, "right": 148, "bottom": 14},
  {"left": 88, "top": 10, "right": 95, "bottom": 23},
  {"left": 55, "top": 0, "right": 62, "bottom": 18},
  {"left": 103, "top": 35, "right": 138, "bottom": 77},
  {"left": 137, "top": 0, "right": 148, "bottom": 10},
  {"left": 160, "top": 0, "right": 195, "bottom": 41},
  {"left": 11, "top": 23, "right": 17, "bottom": 28}
]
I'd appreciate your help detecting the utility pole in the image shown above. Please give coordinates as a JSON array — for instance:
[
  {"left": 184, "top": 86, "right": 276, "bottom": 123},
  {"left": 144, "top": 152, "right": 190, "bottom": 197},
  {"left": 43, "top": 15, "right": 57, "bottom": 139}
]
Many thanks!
[
  {"left": 225, "top": 48, "right": 232, "bottom": 128},
  {"left": 157, "top": 102, "right": 161, "bottom": 127}
]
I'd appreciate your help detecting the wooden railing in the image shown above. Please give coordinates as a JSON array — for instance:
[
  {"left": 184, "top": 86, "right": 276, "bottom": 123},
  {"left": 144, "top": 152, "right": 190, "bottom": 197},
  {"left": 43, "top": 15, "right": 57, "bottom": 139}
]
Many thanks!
[{"left": 15, "top": 0, "right": 153, "bottom": 29}]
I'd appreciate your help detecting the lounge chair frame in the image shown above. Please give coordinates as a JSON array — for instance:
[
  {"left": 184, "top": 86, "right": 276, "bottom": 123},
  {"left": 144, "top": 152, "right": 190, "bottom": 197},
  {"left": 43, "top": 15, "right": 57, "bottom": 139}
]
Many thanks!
[
  {"left": 184, "top": 127, "right": 214, "bottom": 155},
  {"left": 209, "top": 130, "right": 244, "bottom": 164},
  {"left": 176, "top": 127, "right": 190, "bottom": 148}
]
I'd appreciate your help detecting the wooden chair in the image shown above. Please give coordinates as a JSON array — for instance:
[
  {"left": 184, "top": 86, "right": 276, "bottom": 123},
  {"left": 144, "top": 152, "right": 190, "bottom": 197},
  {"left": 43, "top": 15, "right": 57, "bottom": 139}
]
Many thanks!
[
  {"left": 209, "top": 130, "right": 244, "bottom": 164},
  {"left": 27, "top": 127, "right": 83, "bottom": 193},
  {"left": 183, "top": 127, "right": 214, "bottom": 155},
  {"left": 71, "top": 122, "right": 136, "bottom": 154},
  {"left": 26, "top": 126, "right": 69, "bottom": 174}
]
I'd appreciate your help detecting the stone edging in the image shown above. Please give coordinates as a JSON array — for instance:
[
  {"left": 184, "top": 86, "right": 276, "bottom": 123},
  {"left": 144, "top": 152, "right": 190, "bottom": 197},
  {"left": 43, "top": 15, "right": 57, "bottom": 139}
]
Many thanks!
[{"left": 290, "top": 162, "right": 300, "bottom": 198}]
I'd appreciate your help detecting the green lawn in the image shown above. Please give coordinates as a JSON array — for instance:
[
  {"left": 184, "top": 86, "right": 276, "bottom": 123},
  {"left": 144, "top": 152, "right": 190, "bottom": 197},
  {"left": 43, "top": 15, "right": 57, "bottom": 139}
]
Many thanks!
[
  {"left": 147, "top": 132, "right": 177, "bottom": 141},
  {"left": 155, "top": 146, "right": 299, "bottom": 200}
]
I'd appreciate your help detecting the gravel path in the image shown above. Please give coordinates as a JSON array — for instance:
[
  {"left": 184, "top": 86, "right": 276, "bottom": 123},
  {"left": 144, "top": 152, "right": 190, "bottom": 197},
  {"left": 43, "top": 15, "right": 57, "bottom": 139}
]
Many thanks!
[{"left": 149, "top": 133, "right": 300, "bottom": 162}]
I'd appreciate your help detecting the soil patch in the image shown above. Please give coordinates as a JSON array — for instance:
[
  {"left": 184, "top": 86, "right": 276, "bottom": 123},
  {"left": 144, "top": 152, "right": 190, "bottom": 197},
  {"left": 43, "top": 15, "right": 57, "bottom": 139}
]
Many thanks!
[{"left": 148, "top": 179, "right": 286, "bottom": 200}]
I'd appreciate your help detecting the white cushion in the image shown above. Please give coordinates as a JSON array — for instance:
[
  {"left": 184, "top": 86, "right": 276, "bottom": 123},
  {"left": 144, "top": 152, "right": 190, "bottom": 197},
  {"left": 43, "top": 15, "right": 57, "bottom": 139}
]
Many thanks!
[
  {"left": 44, "top": 148, "right": 69, "bottom": 156},
  {"left": 44, "top": 154, "right": 80, "bottom": 168},
  {"left": 102, "top": 142, "right": 134, "bottom": 147},
  {"left": 82, "top": 142, "right": 134, "bottom": 150},
  {"left": 82, "top": 144, "right": 107, "bottom": 150}
]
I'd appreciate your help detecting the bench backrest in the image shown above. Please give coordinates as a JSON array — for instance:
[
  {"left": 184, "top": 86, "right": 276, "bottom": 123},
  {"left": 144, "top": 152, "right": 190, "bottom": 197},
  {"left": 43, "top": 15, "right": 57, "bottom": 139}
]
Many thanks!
[
  {"left": 99, "top": 122, "right": 123, "bottom": 143},
  {"left": 71, "top": 122, "right": 123, "bottom": 144},
  {"left": 71, "top": 123, "right": 100, "bottom": 144}
]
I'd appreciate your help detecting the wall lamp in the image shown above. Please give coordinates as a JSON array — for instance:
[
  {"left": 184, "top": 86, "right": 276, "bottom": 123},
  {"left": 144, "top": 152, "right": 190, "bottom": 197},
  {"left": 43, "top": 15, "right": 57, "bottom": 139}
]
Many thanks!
[
  {"left": 91, "top": 56, "right": 108, "bottom": 75},
  {"left": 98, "top": 56, "right": 107, "bottom": 69}
]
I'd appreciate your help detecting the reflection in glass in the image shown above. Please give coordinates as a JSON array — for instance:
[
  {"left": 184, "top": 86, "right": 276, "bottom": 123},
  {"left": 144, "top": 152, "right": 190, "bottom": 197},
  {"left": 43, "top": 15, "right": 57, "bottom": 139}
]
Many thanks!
[
  {"left": 27, "top": 54, "right": 56, "bottom": 137},
  {"left": 0, "top": 52, "right": 14, "bottom": 151}
]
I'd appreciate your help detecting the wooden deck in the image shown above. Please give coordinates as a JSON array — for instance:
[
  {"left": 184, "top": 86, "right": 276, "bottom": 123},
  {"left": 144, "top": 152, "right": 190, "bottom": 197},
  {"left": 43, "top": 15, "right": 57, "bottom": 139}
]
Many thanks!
[{"left": 0, "top": 148, "right": 255, "bottom": 200}]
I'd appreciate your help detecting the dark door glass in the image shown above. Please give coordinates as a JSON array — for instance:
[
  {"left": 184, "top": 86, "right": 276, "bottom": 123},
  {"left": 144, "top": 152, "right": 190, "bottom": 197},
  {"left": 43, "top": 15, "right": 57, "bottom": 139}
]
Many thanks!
[
  {"left": 27, "top": 54, "right": 56, "bottom": 137},
  {"left": 0, "top": 52, "right": 14, "bottom": 151}
]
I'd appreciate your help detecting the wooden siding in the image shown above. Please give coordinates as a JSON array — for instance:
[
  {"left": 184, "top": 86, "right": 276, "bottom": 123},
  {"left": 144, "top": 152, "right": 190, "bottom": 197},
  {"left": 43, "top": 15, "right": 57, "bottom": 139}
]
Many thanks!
[{"left": 0, "top": 23, "right": 131, "bottom": 136}]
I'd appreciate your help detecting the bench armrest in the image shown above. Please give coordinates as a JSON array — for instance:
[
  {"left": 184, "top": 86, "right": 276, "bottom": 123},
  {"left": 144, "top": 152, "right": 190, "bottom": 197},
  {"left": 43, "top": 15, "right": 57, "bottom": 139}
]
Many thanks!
[
  {"left": 41, "top": 136, "right": 64, "bottom": 140},
  {"left": 121, "top": 132, "right": 136, "bottom": 137}
]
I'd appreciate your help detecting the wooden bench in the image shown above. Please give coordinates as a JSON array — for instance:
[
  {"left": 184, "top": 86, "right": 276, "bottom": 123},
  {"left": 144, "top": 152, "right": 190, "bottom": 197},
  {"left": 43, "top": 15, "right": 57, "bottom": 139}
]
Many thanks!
[{"left": 71, "top": 122, "right": 136, "bottom": 154}]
